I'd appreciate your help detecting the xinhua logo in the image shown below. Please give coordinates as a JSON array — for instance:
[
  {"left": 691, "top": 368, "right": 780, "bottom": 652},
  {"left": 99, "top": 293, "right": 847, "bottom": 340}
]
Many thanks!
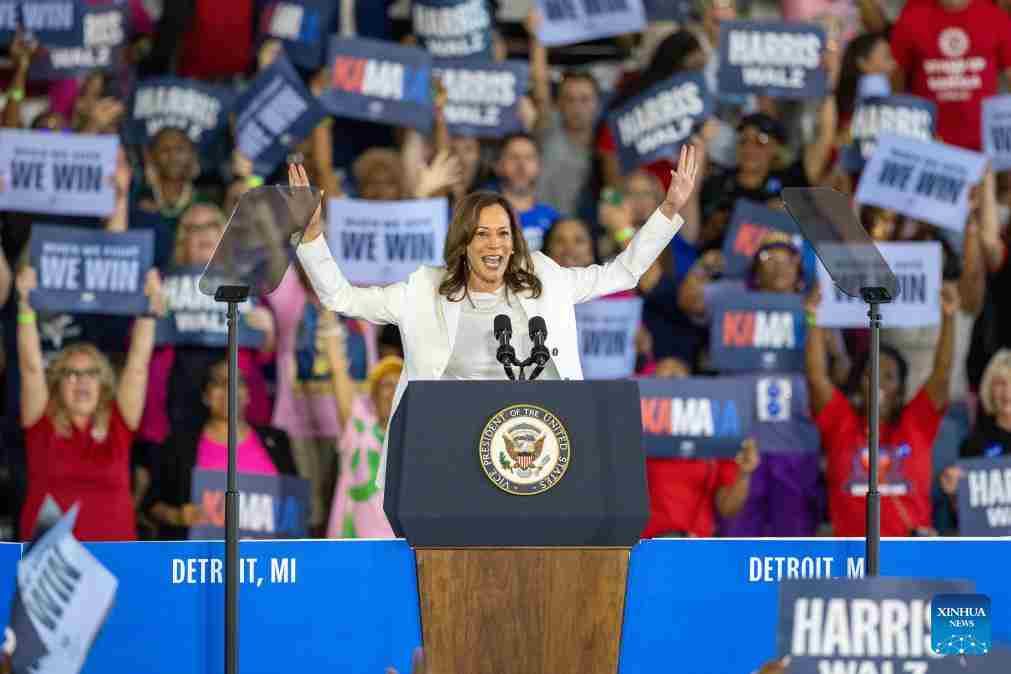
[{"left": 931, "top": 594, "right": 991, "bottom": 656}]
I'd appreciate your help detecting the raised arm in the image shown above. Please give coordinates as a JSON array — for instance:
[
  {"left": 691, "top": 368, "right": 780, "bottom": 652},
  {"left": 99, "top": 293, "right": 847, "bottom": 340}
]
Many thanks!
[
  {"left": 2, "top": 33, "right": 35, "bottom": 129},
  {"left": 525, "top": 9, "right": 552, "bottom": 136},
  {"left": 564, "top": 145, "right": 696, "bottom": 303},
  {"left": 290, "top": 163, "right": 406, "bottom": 324},
  {"left": 323, "top": 314, "right": 355, "bottom": 425},
  {"left": 0, "top": 241, "right": 11, "bottom": 308},
  {"left": 924, "top": 283, "right": 959, "bottom": 411},
  {"left": 16, "top": 267, "right": 48, "bottom": 427},
  {"left": 677, "top": 251, "right": 723, "bottom": 319},
  {"left": 804, "top": 285, "right": 837, "bottom": 415},
  {"left": 978, "top": 170, "right": 1006, "bottom": 274},
  {"left": 117, "top": 270, "right": 165, "bottom": 430}
]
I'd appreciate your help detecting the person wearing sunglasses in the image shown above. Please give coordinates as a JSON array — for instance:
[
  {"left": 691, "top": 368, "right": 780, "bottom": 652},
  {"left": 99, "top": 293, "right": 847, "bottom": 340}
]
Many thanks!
[{"left": 14, "top": 265, "right": 165, "bottom": 541}]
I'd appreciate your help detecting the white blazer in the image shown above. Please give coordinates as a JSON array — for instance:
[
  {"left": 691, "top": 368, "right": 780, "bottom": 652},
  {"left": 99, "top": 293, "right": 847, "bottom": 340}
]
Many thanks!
[{"left": 296, "top": 206, "right": 683, "bottom": 487}]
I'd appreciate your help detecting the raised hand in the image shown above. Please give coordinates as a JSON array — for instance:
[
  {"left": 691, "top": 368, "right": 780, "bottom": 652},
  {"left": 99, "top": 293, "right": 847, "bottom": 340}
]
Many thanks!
[
  {"left": 415, "top": 150, "right": 462, "bottom": 198},
  {"left": 289, "top": 162, "right": 325, "bottom": 242},
  {"left": 144, "top": 269, "right": 167, "bottom": 317},
  {"left": 15, "top": 265, "right": 38, "bottom": 308},
  {"left": 662, "top": 143, "right": 699, "bottom": 218},
  {"left": 737, "top": 437, "right": 760, "bottom": 475},
  {"left": 940, "top": 282, "right": 960, "bottom": 318}
]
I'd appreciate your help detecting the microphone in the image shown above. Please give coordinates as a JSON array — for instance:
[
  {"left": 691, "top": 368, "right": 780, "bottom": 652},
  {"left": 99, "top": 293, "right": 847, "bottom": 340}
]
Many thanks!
[
  {"left": 527, "top": 316, "right": 551, "bottom": 381},
  {"left": 494, "top": 314, "right": 517, "bottom": 380}
]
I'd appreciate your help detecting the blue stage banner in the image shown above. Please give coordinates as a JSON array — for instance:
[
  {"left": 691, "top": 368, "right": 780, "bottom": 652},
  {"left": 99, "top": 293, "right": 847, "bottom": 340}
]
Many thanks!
[
  {"left": 156, "top": 266, "right": 266, "bottom": 348},
  {"left": 575, "top": 297, "right": 642, "bottom": 380},
  {"left": 322, "top": 37, "right": 433, "bottom": 132},
  {"left": 619, "top": 539, "right": 1011, "bottom": 674},
  {"left": 779, "top": 577, "right": 976, "bottom": 672},
  {"left": 126, "top": 77, "right": 234, "bottom": 170},
  {"left": 29, "top": 225, "right": 153, "bottom": 315},
  {"left": 721, "top": 199, "right": 805, "bottom": 279},
  {"left": 842, "top": 95, "right": 936, "bottom": 174},
  {"left": 606, "top": 71, "right": 711, "bottom": 174},
  {"left": 718, "top": 20, "right": 826, "bottom": 100},
  {"left": 234, "top": 51, "right": 327, "bottom": 177},
  {"left": 30, "top": 1, "right": 128, "bottom": 80},
  {"left": 0, "top": 543, "right": 20, "bottom": 647},
  {"left": 20, "top": 0, "right": 82, "bottom": 47},
  {"left": 709, "top": 290, "right": 807, "bottom": 373},
  {"left": 856, "top": 133, "right": 987, "bottom": 232},
  {"left": 643, "top": 0, "right": 693, "bottom": 22},
  {"left": 957, "top": 456, "right": 1011, "bottom": 536},
  {"left": 0, "top": 129, "right": 119, "bottom": 217},
  {"left": 413, "top": 0, "right": 493, "bottom": 61},
  {"left": 638, "top": 376, "right": 753, "bottom": 459},
  {"left": 432, "top": 59, "right": 528, "bottom": 138},
  {"left": 256, "top": 0, "right": 337, "bottom": 71},
  {"left": 535, "top": 0, "right": 646, "bottom": 47},
  {"left": 188, "top": 470, "right": 310, "bottom": 540},
  {"left": 982, "top": 94, "right": 1011, "bottom": 172}
]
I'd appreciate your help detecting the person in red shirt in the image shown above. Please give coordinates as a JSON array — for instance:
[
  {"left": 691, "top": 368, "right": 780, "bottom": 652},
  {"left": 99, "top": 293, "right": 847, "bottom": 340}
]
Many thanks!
[
  {"left": 642, "top": 436, "right": 759, "bottom": 538},
  {"left": 805, "top": 282, "right": 959, "bottom": 537},
  {"left": 15, "top": 267, "right": 164, "bottom": 541},
  {"left": 890, "top": 0, "right": 1011, "bottom": 150}
]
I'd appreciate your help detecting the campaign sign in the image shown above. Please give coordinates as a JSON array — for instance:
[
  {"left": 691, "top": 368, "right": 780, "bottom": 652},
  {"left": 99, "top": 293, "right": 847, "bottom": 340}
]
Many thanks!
[
  {"left": 156, "top": 266, "right": 265, "bottom": 348},
  {"left": 31, "top": 2, "right": 128, "bottom": 80},
  {"left": 982, "top": 95, "right": 1011, "bottom": 172},
  {"left": 257, "top": 0, "right": 337, "bottom": 71},
  {"left": 815, "top": 242, "right": 941, "bottom": 328},
  {"left": 322, "top": 37, "right": 433, "bottom": 132},
  {"left": 721, "top": 199, "right": 804, "bottom": 279},
  {"left": 126, "top": 77, "right": 234, "bottom": 167},
  {"left": 234, "top": 51, "right": 327, "bottom": 177},
  {"left": 856, "top": 133, "right": 987, "bottom": 232},
  {"left": 432, "top": 60, "right": 528, "bottom": 138},
  {"left": 188, "top": 469, "right": 310, "bottom": 540},
  {"left": 956, "top": 456, "right": 1011, "bottom": 537},
  {"left": 0, "top": 129, "right": 118, "bottom": 217},
  {"left": 842, "top": 95, "right": 936, "bottom": 174},
  {"left": 0, "top": 1, "right": 16, "bottom": 45},
  {"left": 575, "top": 297, "right": 642, "bottom": 380},
  {"left": 932, "top": 594, "right": 992, "bottom": 656},
  {"left": 20, "top": 0, "right": 83, "bottom": 47},
  {"left": 709, "top": 290, "right": 806, "bottom": 373},
  {"left": 326, "top": 197, "right": 448, "bottom": 285},
  {"left": 745, "top": 374, "right": 821, "bottom": 455},
  {"left": 643, "top": 0, "right": 692, "bottom": 22},
  {"left": 778, "top": 577, "right": 975, "bottom": 674},
  {"left": 606, "top": 71, "right": 712, "bottom": 174},
  {"left": 413, "top": 0, "right": 493, "bottom": 61},
  {"left": 638, "top": 376, "right": 753, "bottom": 459},
  {"left": 718, "top": 21, "right": 826, "bottom": 100},
  {"left": 29, "top": 225, "right": 153, "bottom": 315},
  {"left": 535, "top": 0, "right": 647, "bottom": 47}
]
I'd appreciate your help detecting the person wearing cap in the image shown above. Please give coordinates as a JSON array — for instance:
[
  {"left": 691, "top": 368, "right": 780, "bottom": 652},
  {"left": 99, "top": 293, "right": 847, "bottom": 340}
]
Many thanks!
[{"left": 326, "top": 355, "right": 403, "bottom": 539}]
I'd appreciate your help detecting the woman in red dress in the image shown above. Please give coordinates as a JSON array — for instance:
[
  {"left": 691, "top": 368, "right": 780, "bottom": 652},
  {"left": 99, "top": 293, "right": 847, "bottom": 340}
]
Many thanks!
[{"left": 15, "top": 265, "right": 164, "bottom": 541}]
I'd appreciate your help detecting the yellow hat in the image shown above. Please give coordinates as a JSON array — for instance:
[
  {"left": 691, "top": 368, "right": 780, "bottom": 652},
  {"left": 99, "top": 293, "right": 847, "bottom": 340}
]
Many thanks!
[{"left": 367, "top": 356, "right": 404, "bottom": 393}]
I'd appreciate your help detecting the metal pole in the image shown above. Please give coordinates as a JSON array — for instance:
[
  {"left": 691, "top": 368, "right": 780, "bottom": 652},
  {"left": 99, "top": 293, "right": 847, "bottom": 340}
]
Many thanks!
[
  {"left": 226, "top": 300, "right": 239, "bottom": 674},
  {"left": 866, "top": 301, "right": 881, "bottom": 577}
]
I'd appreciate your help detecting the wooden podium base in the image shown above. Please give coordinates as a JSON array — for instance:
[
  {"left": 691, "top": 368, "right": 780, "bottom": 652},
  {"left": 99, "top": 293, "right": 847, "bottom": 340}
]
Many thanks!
[{"left": 415, "top": 548, "right": 630, "bottom": 674}]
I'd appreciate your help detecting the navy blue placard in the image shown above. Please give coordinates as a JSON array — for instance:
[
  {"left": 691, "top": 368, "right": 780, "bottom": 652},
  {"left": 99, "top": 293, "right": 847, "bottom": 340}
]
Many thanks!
[
  {"left": 432, "top": 59, "right": 528, "bottom": 138},
  {"left": 718, "top": 20, "right": 826, "bottom": 100},
  {"left": 638, "top": 376, "right": 754, "bottom": 459},
  {"left": 842, "top": 95, "right": 936, "bottom": 174},
  {"left": 322, "top": 37, "right": 433, "bottom": 132},
  {"left": 126, "top": 77, "right": 234, "bottom": 170},
  {"left": 156, "top": 266, "right": 266, "bottom": 348},
  {"left": 778, "top": 577, "right": 976, "bottom": 672},
  {"left": 643, "top": 0, "right": 693, "bottom": 22},
  {"left": 708, "top": 290, "right": 807, "bottom": 373},
  {"left": 721, "top": 199, "right": 805, "bottom": 279},
  {"left": 606, "top": 71, "right": 711, "bottom": 174},
  {"left": 0, "top": 1, "right": 17, "bottom": 46},
  {"left": 20, "top": 0, "right": 82, "bottom": 47},
  {"left": 957, "top": 456, "right": 1011, "bottom": 537},
  {"left": 234, "top": 51, "right": 328, "bottom": 177},
  {"left": 256, "top": 0, "right": 337, "bottom": 71},
  {"left": 188, "top": 469, "right": 310, "bottom": 540},
  {"left": 28, "top": 225, "right": 153, "bottom": 315},
  {"left": 30, "top": 2, "right": 128, "bottom": 80},
  {"left": 413, "top": 0, "right": 493, "bottom": 61}
]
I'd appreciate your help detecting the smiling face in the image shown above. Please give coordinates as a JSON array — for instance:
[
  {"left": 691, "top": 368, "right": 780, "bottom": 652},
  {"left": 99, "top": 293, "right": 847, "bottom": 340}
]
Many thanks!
[
  {"left": 496, "top": 137, "right": 540, "bottom": 195},
  {"left": 465, "top": 204, "right": 515, "bottom": 291},
  {"left": 546, "top": 219, "right": 594, "bottom": 268},
  {"left": 755, "top": 246, "right": 801, "bottom": 293},
  {"left": 990, "top": 374, "right": 1011, "bottom": 422},
  {"left": 859, "top": 352, "right": 902, "bottom": 422},
  {"left": 56, "top": 351, "right": 103, "bottom": 419},
  {"left": 152, "top": 128, "right": 196, "bottom": 182},
  {"left": 178, "top": 205, "right": 225, "bottom": 266},
  {"left": 737, "top": 124, "right": 778, "bottom": 175}
]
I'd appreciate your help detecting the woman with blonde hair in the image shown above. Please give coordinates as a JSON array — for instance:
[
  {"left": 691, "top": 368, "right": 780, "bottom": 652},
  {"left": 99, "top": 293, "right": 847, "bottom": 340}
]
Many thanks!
[
  {"left": 292, "top": 144, "right": 698, "bottom": 489},
  {"left": 15, "top": 265, "right": 164, "bottom": 541}
]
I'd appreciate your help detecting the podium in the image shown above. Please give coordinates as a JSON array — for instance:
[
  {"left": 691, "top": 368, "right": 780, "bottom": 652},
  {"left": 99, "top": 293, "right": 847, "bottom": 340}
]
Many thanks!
[{"left": 384, "top": 381, "right": 648, "bottom": 674}]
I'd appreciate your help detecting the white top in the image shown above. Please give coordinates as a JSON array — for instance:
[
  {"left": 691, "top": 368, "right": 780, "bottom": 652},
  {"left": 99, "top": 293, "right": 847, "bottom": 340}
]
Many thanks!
[{"left": 442, "top": 287, "right": 560, "bottom": 381}]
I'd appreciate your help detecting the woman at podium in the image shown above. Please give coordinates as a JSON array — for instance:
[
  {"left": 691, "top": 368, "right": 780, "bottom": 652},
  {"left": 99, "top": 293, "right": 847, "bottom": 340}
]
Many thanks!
[{"left": 290, "top": 146, "right": 698, "bottom": 484}]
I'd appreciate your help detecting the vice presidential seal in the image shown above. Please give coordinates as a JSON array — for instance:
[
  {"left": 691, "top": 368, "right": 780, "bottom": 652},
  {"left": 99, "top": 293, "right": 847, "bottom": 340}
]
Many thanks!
[{"left": 478, "top": 405, "right": 571, "bottom": 495}]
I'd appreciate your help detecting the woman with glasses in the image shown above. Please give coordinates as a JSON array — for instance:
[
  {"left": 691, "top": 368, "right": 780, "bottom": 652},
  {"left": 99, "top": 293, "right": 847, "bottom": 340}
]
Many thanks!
[
  {"left": 15, "top": 265, "right": 165, "bottom": 541},
  {"left": 146, "top": 360, "right": 296, "bottom": 540}
]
